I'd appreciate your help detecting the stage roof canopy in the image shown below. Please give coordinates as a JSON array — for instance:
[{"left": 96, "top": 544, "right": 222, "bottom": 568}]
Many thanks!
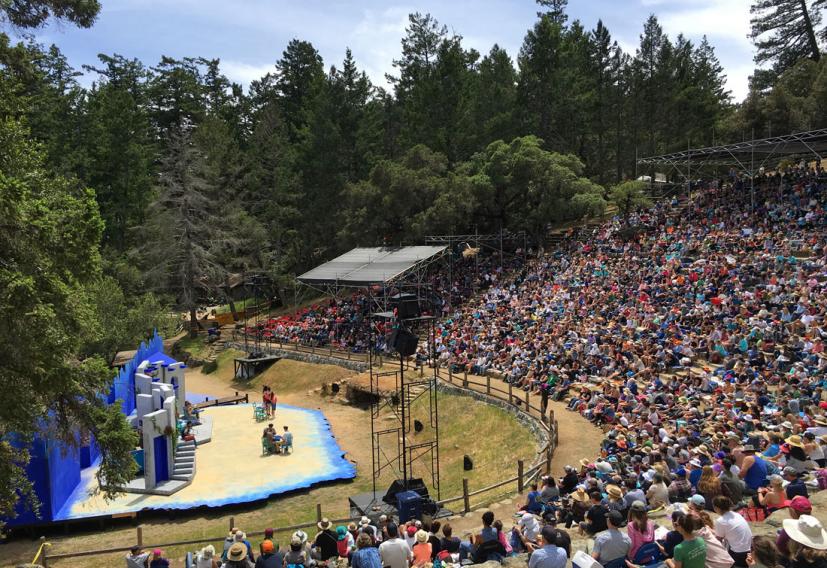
[
  {"left": 297, "top": 246, "right": 447, "bottom": 286},
  {"left": 637, "top": 128, "right": 827, "bottom": 169}
]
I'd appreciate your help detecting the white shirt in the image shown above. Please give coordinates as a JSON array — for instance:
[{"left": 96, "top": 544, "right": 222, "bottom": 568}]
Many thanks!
[
  {"left": 714, "top": 511, "right": 753, "bottom": 553},
  {"left": 379, "top": 537, "right": 412, "bottom": 568}
]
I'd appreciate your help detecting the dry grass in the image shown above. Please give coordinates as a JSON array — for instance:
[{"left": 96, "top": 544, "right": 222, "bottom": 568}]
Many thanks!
[{"left": 3, "top": 357, "right": 538, "bottom": 568}]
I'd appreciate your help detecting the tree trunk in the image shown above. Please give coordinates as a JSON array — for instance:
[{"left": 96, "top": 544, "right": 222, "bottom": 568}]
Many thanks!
[
  {"left": 189, "top": 307, "right": 198, "bottom": 338},
  {"left": 799, "top": 0, "right": 821, "bottom": 61}
]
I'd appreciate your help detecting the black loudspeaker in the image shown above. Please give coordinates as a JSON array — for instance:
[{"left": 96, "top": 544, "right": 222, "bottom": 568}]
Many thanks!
[
  {"left": 464, "top": 455, "right": 474, "bottom": 471},
  {"left": 382, "top": 478, "right": 429, "bottom": 505},
  {"left": 391, "top": 293, "right": 420, "bottom": 319},
  {"left": 387, "top": 327, "right": 418, "bottom": 357}
]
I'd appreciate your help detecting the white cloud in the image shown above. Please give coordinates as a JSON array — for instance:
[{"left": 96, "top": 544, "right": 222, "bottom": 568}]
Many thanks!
[
  {"left": 642, "top": 0, "right": 755, "bottom": 101},
  {"left": 221, "top": 60, "right": 277, "bottom": 86},
  {"left": 348, "top": 6, "right": 412, "bottom": 90}
]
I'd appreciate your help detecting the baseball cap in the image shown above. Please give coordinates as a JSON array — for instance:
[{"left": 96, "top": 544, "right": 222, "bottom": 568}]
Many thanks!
[
  {"left": 689, "top": 494, "right": 706, "bottom": 508},
  {"left": 606, "top": 510, "right": 626, "bottom": 527},
  {"left": 406, "top": 525, "right": 417, "bottom": 536},
  {"left": 541, "top": 525, "right": 558, "bottom": 543},
  {"left": 264, "top": 528, "right": 274, "bottom": 538},
  {"left": 789, "top": 496, "right": 813, "bottom": 514}
]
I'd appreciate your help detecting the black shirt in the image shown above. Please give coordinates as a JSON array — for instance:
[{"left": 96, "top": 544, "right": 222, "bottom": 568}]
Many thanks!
[
  {"left": 315, "top": 531, "right": 339, "bottom": 561},
  {"left": 551, "top": 528, "right": 571, "bottom": 557},
  {"left": 427, "top": 535, "right": 442, "bottom": 559},
  {"left": 585, "top": 504, "right": 608, "bottom": 533},
  {"left": 441, "top": 536, "right": 461, "bottom": 554}
]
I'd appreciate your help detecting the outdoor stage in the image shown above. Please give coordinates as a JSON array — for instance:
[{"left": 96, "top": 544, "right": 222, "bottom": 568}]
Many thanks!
[{"left": 53, "top": 403, "right": 356, "bottom": 521}]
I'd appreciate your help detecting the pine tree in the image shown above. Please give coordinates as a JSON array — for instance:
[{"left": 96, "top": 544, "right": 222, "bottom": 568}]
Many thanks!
[
  {"left": 142, "top": 123, "right": 230, "bottom": 336},
  {"left": 750, "top": 0, "right": 825, "bottom": 75},
  {"left": 275, "top": 39, "right": 325, "bottom": 143},
  {"left": 468, "top": 44, "right": 518, "bottom": 149}
]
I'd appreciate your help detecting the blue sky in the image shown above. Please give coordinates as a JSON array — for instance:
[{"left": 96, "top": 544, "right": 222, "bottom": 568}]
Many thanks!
[{"left": 24, "top": 0, "right": 755, "bottom": 100}]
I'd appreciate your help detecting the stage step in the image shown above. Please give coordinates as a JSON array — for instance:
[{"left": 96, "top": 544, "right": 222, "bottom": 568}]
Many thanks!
[{"left": 171, "top": 438, "right": 197, "bottom": 482}]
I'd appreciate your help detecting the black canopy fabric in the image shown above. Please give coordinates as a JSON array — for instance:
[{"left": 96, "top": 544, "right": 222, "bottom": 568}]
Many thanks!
[{"left": 297, "top": 246, "right": 447, "bottom": 286}]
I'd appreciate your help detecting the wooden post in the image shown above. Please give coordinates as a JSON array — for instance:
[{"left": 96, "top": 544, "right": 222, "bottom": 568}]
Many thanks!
[
  {"left": 509, "top": 382, "right": 513, "bottom": 405},
  {"left": 245, "top": 393, "right": 249, "bottom": 403},
  {"left": 316, "top": 503, "right": 323, "bottom": 522},
  {"left": 545, "top": 447, "right": 552, "bottom": 475},
  {"left": 517, "top": 460, "right": 525, "bottom": 493},
  {"left": 525, "top": 390, "right": 530, "bottom": 413},
  {"left": 462, "top": 479, "right": 470, "bottom": 514},
  {"left": 136, "top": 525, "right": 143, "bottom": 547},
  {"left": 229, "top": 516, "right": 235, "bottom": 532},
  {"left": 486, "top": 375, "right": 491, "bottom": 395}
]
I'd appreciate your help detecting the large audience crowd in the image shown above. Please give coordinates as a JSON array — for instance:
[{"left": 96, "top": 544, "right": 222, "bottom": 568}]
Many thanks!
[
  {"left": 129, "top": 165, "right": 827, "bottom": 568},
  {"left": 243, "top": 253, "right": 522, "bottom": 353}
]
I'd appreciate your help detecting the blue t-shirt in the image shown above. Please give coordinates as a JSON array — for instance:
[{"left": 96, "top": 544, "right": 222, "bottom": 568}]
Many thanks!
[{"left": 689, "top": 468, "right": 702, "bottom": 488}]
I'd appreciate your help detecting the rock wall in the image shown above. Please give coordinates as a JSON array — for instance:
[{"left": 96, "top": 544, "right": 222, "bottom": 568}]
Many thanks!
[
  {"left": 436, "top": 382, "right": 550, "bottom": 457},
  {"left": 227, "top": 343, "right": 368, "bottom": 372}
]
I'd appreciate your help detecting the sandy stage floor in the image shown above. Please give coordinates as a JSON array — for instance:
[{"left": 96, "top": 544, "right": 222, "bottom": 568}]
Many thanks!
[{"left": 56, "top": 403, "right": 355, "bottom": 520}]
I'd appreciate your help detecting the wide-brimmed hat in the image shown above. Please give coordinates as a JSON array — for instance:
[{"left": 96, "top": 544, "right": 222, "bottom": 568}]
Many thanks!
[
  {"left": 228, "top": 542, "right": 247, "bottom": 561},
  {"left": 786, "top": 435, "right": 805, "bottom": 448},
  {"left": 571, "top": 486, "right": 589, "bottom": 502},
  {"left": 783, "top": 515, "right": 827, "bottom": 550},
  {"left": 293, "top": 530, "right": 308, "bottom": 544},
  {"left": 359, "top": 516, "right": 372, "bottom": 527},
  {"left": 606, "top": 485, "right": 623, "bottom": 499},
  {"left": 741, "top": 444, "right": 756, "bottom": 453},
  {"left": 416, "top": 530, "right": 429, "bottom": 543},
  {"left": 317, "top": 518, "right": 332, "bottom": 531}
]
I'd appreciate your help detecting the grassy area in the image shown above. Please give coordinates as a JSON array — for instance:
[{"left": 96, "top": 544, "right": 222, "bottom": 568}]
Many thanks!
[
  {"left": 5, "top": 355, "right": 539, "bottom": 567},
  {"left": 215, "top": 297, "right": 256, "bottom": 315},
  {"left": 237, "top": 357, "right": 354, "bottom": 394},
  {"left": 174, "top": 334, "right": 210, "bottom": 358}
]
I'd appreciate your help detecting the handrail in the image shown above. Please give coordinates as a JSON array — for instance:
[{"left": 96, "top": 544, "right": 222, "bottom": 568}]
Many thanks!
[{"left": 32, "top": 538, "right": 50, "bottom": 564}]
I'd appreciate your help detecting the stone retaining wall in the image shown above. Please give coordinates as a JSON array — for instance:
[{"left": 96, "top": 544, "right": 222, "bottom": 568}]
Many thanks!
[
  {"left": 436, "top": 381, "right": 550, "bottom": 460},
  {"left": 227, "top": 343, "right": 368, "bottom": 372}
]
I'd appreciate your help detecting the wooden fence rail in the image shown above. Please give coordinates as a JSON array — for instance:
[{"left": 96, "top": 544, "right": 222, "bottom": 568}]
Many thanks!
[{"left": 39, "top": 354, "right": 558, "bottom": 566}]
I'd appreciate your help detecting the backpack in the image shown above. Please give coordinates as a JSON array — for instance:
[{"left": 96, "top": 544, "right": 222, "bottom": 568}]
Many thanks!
[
  {"left": 336, "top": 538, "right": 350, "bottom": 558},
  {"left": 815, "top": 469, "right": 827, "bottom": 490}
]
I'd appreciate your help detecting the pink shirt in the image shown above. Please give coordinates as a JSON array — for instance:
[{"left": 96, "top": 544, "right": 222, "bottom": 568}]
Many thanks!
[{"left": 627, "top": 520, "right": 655, "bottom": 560}]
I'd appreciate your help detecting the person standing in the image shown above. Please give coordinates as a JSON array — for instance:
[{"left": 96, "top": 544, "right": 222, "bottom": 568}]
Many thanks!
[{"left": 379, "top": 523, "right": 412, "bottom": 568}]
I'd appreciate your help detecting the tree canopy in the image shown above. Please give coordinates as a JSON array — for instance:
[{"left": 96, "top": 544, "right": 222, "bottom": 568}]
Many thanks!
[{"left": 1, "top": 0, "right": 826, "bottom": 523}]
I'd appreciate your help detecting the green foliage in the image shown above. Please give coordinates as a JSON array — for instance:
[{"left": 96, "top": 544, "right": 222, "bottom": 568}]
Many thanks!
[
  {"left": 0, "top": 116, "right": 135, "bottom": 524},
  {"left": 750, "top": 0, "right": 825, "bottom": 77},
  {"left": 0, "top": 0, "right": 100, "bottom": 28},
  {"left": 609, "top": 180, "right": 652, "bottom": 221}
]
